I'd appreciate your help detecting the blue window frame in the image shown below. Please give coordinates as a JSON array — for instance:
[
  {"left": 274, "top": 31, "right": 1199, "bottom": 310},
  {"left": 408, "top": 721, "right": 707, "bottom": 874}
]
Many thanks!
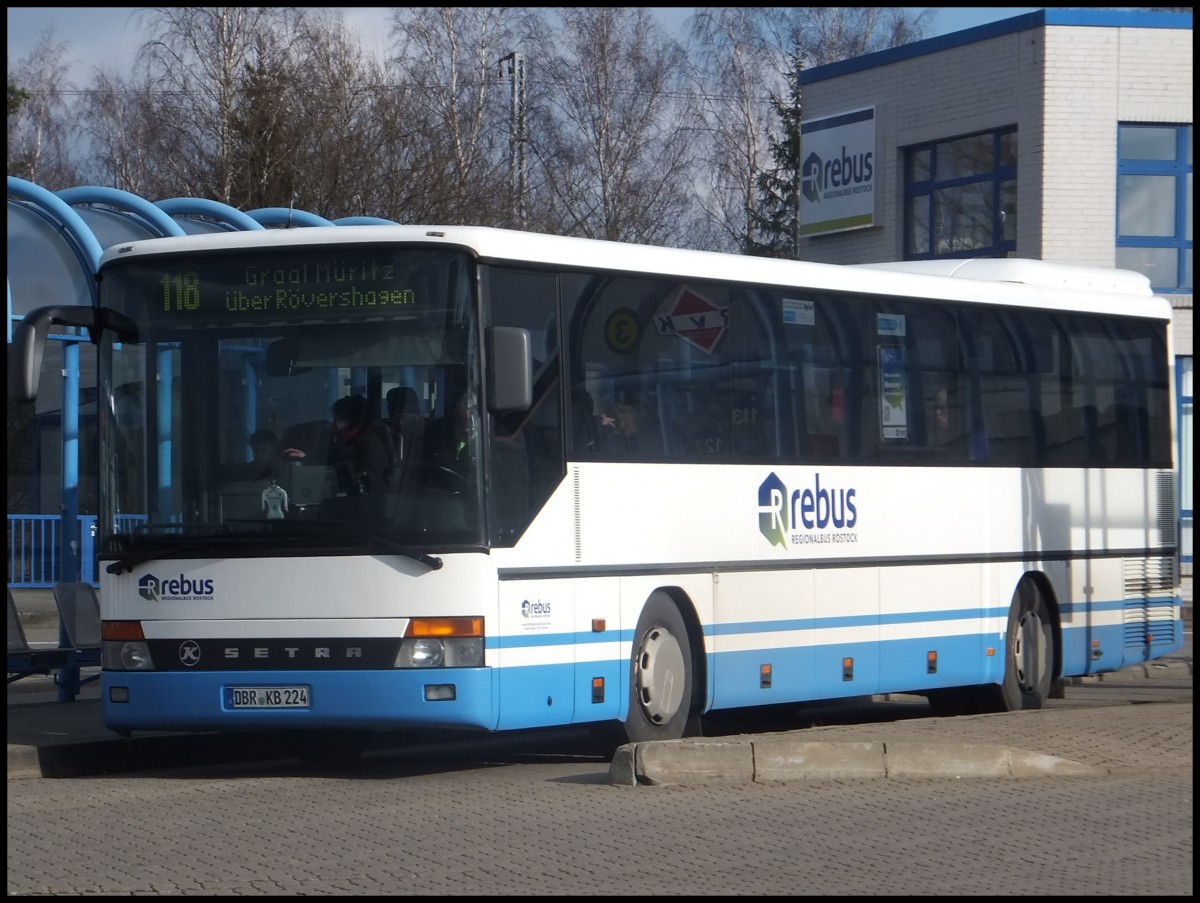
[
  {"left": 903, "top": 127, "right": 1017, "bottom": 261},
  {"left": 1117, "top": 124, "right": 1192, "bottom": 294}
]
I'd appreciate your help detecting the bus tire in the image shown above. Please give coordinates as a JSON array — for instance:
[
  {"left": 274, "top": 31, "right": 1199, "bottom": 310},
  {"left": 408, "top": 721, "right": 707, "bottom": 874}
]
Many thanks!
[
  {"left": 982, "top": 581, "right": 1054, "bottom": 713},
  {"left": 619, "top": 593, "right": 694, "bottom": 745}
]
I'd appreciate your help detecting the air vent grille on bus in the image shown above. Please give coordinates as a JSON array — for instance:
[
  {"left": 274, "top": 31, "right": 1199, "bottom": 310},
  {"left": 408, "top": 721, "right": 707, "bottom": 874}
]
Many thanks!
[
  {"left": 1156, "top": 471, "right": 1177, "bottom": 546},
  {"left": 1122, "top": 597, "right": 1178, "bottom": 647},
  {"left": 1123, "top": 556, "right": 1176, "bottom": 599}
]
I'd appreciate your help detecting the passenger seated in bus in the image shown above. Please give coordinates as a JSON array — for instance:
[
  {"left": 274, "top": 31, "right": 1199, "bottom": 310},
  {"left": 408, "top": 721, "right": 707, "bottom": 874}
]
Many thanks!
[
  {"left": 424, "top": 390, "right": 479, "bottom": 482},
  {"left": 931, "top": 387, "right": 987, "bottom": 460},
  {"left": 930, "top": 388, "right": 962, "bottom": 448},
  {"left": 385, "top": 385, "right": 426, "bottom": 463},
  {"left": 284, "top": 394, "right": 393, "bottom": 496},
  {"left": 597, "top": 401, "right": 662, "bottom": 455},
  {"left": 571, "top": 389, "right": 600, "bottom": 453},
  {"left": 247, "top": 429, "right": 282, "bottom": 481}
]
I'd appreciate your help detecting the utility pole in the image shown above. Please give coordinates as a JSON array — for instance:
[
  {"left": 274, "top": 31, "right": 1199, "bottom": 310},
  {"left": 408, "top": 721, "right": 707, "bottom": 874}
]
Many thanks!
[{"left": 498, "top": 51, "right": 526, "bottom": 229}]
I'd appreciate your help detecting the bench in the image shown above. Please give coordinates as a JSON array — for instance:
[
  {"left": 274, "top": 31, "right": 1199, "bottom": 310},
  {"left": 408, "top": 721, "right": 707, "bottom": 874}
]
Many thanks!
[{"left": 7, "top": 584, "right": 102, "bottom": 700}]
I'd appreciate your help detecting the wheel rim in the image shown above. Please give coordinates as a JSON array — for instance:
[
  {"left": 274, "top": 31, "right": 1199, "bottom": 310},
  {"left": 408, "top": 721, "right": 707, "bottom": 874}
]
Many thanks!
[
  {"left": 1012, "top": 607, "right": 1047, "bottom": 694},
  {"left": 635, "top": 625, "right": 686, "bottom": 725}
]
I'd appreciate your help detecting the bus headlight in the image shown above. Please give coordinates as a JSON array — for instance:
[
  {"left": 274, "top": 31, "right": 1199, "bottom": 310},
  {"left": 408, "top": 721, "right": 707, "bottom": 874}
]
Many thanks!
[
  {"left": 395, "top": 637, "right": 484, "bottom": 668},
  {"left": 102, "top": 641, "right": 155, "bottom": 671},
  {"left": 400, "top": 638, "right": 444, "bottom": 668}
]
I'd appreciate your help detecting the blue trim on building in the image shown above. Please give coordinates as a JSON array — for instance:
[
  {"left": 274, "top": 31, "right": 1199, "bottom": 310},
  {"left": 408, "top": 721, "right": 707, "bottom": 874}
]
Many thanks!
[{"left": 801, "top": 9, "right": 1193, "bottom": 86}]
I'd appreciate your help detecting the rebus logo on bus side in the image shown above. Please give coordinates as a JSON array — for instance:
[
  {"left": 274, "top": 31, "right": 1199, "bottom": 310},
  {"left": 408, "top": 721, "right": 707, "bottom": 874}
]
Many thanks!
[{"left": 757, "top": 472, "right": 858, "bottom": 548}]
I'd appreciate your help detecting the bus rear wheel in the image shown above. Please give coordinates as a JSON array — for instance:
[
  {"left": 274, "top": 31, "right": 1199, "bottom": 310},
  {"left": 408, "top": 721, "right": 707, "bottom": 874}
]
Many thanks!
[{"left": 618, "top": 593, "right": 694, "bottom": 745}]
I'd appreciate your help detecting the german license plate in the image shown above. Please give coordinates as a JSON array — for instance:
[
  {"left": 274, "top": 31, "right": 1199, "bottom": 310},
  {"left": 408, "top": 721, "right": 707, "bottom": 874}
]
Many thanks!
[{"left": 225, "top": 686, "right": 310, "bottom": 709}]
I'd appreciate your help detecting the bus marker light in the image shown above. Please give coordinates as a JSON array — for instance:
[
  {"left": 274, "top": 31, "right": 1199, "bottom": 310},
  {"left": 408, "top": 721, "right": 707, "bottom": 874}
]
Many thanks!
[
  {"left": 102, "top": 621, "right": 146, "bottom": 641},
  {"left": 406, "top": 617, "right": 483, "bottom": 638},
  {"left": 927, "top": 651, "right": 938, "bottom": 674},
  {"left": 760, "top": 664, "right": 772, "bottom": 688},
  {"left": 842, "top": 657, "right": 854, "bottom": 681},
  {"left": 109, "top": 687, "right": 130, "bottom": 703},
  {"left": 591, "top": 618, "right": 605, "bottom": 632},
  {"left": 424, "top": 684, "right": 456, "bottom": 702},
  {"left": 592, "top": 677, "right": 604, "bottom": 703},
  {"left": 985, "top": 648, "right": 995, "bottom": 656}
]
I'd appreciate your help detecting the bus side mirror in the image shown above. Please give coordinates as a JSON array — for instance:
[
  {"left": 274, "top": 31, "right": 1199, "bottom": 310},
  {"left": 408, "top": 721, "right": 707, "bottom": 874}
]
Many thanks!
[
  {"left": 8, "top": 305, "right": 127, "bottom": 403},
  {"left": 487, "top": 326, "right": 532, "bottom": 412}
]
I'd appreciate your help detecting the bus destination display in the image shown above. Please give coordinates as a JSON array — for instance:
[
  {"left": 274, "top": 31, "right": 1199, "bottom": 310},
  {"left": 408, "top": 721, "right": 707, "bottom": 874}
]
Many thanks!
[{"left": 149, "top": 253, "right": 426, "bottom": 321}]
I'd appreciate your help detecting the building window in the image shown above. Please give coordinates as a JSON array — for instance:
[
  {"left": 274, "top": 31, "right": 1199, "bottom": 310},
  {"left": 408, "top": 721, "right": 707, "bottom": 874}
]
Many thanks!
[
  {"left": 904, "top": 128, "right": 1017, "bottom": 260},
  {"left": 1116, "top": 124, "right": 1192, "bottom": 294}
]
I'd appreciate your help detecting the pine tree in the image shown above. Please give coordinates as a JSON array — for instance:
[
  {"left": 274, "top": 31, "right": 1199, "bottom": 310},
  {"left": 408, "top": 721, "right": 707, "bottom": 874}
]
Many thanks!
[{"left": 747, "top": 47, "right": 804, "bottom": 259}]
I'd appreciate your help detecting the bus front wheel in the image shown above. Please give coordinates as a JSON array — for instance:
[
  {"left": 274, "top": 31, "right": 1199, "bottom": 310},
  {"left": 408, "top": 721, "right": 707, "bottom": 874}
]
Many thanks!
[
  {"left": 984, "top": 581, "right": 1054, "bottom": 712},
  {"left": 619, "top": 593, "right": 694, "bottom": 744}
]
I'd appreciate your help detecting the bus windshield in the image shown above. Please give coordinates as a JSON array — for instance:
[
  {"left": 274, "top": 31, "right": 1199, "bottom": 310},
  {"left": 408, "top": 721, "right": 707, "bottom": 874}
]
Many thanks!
[{"left": 96, "top": 245, "right": 485, "bottom": 560}]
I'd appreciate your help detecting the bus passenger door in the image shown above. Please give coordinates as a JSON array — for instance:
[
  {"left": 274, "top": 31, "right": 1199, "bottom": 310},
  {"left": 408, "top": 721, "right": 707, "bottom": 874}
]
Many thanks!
[{"left": 495, "top": 579, "right": 576, "bottom": 730}]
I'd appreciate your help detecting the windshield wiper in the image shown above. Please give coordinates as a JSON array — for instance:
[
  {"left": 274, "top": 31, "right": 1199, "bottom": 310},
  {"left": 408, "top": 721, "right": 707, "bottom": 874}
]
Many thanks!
[
  {"left": 106, "top": 543, "right": 204, "bottom": 574},
  {"left": 367, "top": 533, "right": 443, "bottom": 570}
]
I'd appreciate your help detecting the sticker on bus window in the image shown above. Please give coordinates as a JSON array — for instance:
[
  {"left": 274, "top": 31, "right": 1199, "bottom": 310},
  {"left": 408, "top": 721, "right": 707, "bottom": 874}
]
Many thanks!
[
  {"left": 782, "top": 297, "right": 815, "bottom": 326},
  {"left": 877, "top": 313, "right": 906, "bottom": 337},
  {"left": 878, "top": 345, "right": 909, "bottom": 439},
  {"left": 655, "top": 285, "right": 727, "bottom": 354}
]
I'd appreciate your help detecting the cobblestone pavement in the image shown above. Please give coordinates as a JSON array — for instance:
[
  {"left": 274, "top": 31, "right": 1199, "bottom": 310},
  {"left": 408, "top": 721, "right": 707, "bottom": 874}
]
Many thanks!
[
  {"left": 6, "top": 723, "right": 1191, "bottom": 895},
  {"left": 7, "top": 689, "right": 1192, "bottom": 896}
]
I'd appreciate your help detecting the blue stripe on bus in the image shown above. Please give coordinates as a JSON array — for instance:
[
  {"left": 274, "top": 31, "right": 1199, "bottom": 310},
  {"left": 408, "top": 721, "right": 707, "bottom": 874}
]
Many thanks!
[{"left": 102, "top": 610, "right": 1182, "bottom": 734}]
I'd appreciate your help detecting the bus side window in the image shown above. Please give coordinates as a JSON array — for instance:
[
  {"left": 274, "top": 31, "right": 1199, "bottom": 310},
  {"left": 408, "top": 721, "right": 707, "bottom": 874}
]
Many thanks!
[{"left": 670, "top": 388, "right": 729, "bottom": 457}]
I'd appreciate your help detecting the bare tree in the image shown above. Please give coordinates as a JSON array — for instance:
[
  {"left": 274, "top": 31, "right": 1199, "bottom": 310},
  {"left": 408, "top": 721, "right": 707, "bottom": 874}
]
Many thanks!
[
  {"left": 685, "top": 6, "right": 933, "bottom": 255},
  {"left": 774, "top": 6, "right": 934, "bottom": 66},
  {"left": 6, "top": 30, "right": 82, "bottom": 188},
  {"left": 386, "top": 7, "right": 516, "bottom": 225},
  {"left": 74, "top": 68, "right": 170, "bottom": 194},
  {"left": 684, "top": 8, "right": 790, "bottom": 253},
  {"left": 128, "top": 7, "right": 311, "bottom": 203},
  {"left": 9, "top": 5, "right": 935, "bottom": 246},
  {"left": 524, "top": 7, "right": 698, "bottom": 244}
]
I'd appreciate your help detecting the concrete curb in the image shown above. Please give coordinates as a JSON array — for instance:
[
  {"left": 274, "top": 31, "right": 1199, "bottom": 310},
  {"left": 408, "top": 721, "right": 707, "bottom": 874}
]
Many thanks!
[{"left": 608, "top": 737, "right": 1103, "bottom": 786}]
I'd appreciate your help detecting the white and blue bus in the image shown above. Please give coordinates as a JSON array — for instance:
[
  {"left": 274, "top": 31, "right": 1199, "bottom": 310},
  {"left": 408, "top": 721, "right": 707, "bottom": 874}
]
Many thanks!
[{"left": 11, "top": 226, "right": 1183, "bottom": 757}]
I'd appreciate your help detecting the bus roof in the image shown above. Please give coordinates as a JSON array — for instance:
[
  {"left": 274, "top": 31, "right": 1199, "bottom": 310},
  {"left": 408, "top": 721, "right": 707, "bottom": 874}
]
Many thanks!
[
  {"left": 855, "top": 258, "right": 1154, "bottom": 296},
  {"left": 99, "top": 224, "right": 1170, "bottom": 320}
]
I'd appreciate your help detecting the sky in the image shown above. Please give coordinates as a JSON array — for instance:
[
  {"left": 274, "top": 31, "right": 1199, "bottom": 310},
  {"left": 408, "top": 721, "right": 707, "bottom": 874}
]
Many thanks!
[{"left": 8, "top": 7, "right": 1040, "bottom": 85}]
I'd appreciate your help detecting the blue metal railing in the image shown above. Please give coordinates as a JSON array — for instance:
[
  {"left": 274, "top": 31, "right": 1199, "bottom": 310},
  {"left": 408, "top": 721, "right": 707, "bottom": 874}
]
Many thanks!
[{"left": 8, "top": 514, "right": 147, "bottom": 587}]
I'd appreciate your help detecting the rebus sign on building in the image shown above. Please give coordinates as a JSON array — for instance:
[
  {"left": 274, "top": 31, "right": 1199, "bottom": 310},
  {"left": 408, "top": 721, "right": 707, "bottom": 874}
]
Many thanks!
[{"left": 799, "top": 106, "right": 876, "bottom": 237}]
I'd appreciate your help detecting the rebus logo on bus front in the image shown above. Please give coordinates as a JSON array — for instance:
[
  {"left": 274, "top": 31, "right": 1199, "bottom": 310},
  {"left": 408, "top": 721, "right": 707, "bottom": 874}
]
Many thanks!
[
  {"left": 138, "top": 573, "right": 215, "bottom": 602},
  {"left": 757, "top": 472, "right": 859, "bottom": 549}
]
